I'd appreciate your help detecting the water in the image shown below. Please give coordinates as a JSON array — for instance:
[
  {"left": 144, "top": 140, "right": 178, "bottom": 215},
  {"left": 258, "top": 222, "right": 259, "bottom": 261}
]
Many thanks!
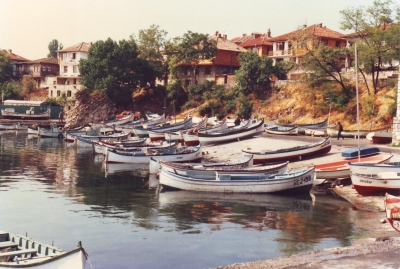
[{"left": 0, "top": 131, "right": 371, "bottom": 269}]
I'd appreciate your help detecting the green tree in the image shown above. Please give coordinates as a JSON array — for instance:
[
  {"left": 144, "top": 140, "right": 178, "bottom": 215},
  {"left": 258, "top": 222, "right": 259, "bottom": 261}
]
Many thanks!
[
  {"left": 235, "top": 51, "right": 284, "bottom": 95},
  {"left": 0, "top": 50, "right": 13, "bottom": 83},
  {"left": 80, "top": 38, "right": 161, "bottom": 106},
  {"left": 20, "top": 75, "right": 36, "bottom": 98},
  {"left": 340, "top": 0, "right": 400, "bottom": 94},
  {"left": 47, "top": 39, "right": 63, "bottom": 58},
  {"left": 165, "top": 31, "right": 217, "bottom": 83},
  {"left": 0, "top": 80, "right": 22, "bottom": 100}
]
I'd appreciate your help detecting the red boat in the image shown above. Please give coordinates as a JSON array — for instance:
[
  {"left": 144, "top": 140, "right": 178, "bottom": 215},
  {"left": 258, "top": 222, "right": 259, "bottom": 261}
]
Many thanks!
[{"left": 385, "top": 193, "right": 400, "bottom": 232}]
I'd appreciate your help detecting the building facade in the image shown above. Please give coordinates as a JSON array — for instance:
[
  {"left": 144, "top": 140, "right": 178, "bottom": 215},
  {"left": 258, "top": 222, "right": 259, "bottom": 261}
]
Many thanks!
[
  {"left": 1, "top": 49, "right": 29, "bottom": 77},
  {"left": 15, "top": 58, "right": 59, "bottom": 88}
]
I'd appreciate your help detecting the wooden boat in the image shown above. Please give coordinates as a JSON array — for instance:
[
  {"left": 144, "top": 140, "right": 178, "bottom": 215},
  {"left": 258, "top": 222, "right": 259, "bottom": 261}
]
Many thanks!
[
  {"left": 148, "top": 117, "right": 193, "bottom": 141},
  {"left": 149, "top": 154, "right": 255, "bottom": 174},
  {"left": 133, "top": 117, "right": 190, "bottom": 138},
  {"left": 94, "top": 140, "right": 178, "bottom": 155},
  {"left": 264, "top": 126, "right": 298, "bottom": 135},
  {"left": 102, "top": 112, "right": 134, "bottom": 126},
  {"left": 1, "top": 108, "right": 50, "bottom": 120},
  {"left": 366, "top": 131, "right": 392, "bottom": 144},
  {"left": 327, "top": 126, "right": 389, "bottom": 138},
  {"left": 100, "top": 118, "right": 145, "bottom": 134},
  {"left": 304, "top": 127, "right": 327, "bottom": 137},
  {"left": 311, "top": 153, "right": 393, "bottom": 184},
  {"left": 242, "top": 137, "right": 331, "bottom": 164},
  {"left": 198, "top": 119, "right": 264, "bottom": 145},
  {"left": 157, "top": 159, "right": 289, "bottom": 179},
  {"left": 0, "top": 122, "right": 27, "bottom": 130},
  {"left": 105, "top": 145, "right": 202, "bottom": 164},
  {"left": 348, "top": 161, "right": 400, "bottom": 175},
  {"left": 65, "top": 127, "right": 100, "bottom": 142},
  {"left": 274, "top": 118, "right": 328, "bottom": 134},
  {"left": 183, "top": 121, "right": 227, "bottom": 146},
  {"left": 350, "top": 169, "right": 400, "bottom": 196},
  {"left": 159, "top": 165, "right": 315, "bottom": 193},
  {"left": 385, "top": 193, "right": 400, "bottom": 232},
  {"left": 164, "top": 117, "right": 208, "bottom": 142},
  {"left": 0, "top": 231, "right": 87, "bottom": 268},
  {"left": 67, "top": 131, "right": 130, "bottom": 147},
  {"left": 341, "top": 147, "right": 380, "bottom": 159}
]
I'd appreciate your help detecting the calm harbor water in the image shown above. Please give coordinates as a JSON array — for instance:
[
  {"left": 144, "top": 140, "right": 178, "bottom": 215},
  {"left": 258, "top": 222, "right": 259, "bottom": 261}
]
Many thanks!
[{"left": 0, "top": 131, "right": 376, "bottom": 269}]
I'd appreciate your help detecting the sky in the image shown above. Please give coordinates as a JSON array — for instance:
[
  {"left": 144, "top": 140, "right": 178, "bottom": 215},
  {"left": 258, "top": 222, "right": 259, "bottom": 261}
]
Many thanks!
[{"left": 0, "top": 0, "right": 381, "bottom": 60}]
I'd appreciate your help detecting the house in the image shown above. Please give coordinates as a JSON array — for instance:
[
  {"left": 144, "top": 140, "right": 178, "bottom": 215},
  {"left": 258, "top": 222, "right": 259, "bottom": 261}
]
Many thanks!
[
  {"left": 268, "top": 23, "right": 347, "bottom": 78},
  {"left": 177, "top": 31, "right": 247, "bottom": 87},
  {"left": 50, "top": 42, "right": 92, "bottom": 99},
  {"left": 15, "top": 58, "right": 59, "bottom": 88},
  {"left": 232, "top": 30, "right": 273, "bottom": 57},
  {"left": 1, "top": 49, "right": 29, "bottom": 77}
]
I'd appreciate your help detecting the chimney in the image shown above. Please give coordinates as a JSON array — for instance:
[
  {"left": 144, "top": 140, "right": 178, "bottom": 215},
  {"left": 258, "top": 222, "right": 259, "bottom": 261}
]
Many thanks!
[
  {"left": 8, "top": 49, "right": 12, "bottom": 54},
  {"left": 318, "top": 23, "right": 323, "bottom": 28},
  {"left": 218, "top": 33, "right": 222, "bottom": 38},
  {"left": 242, "top": 33, "right": 246, "bottom": 37},
  {"left": 223, "top": 34, "right": 227, "bottom": 39},
  {"left": 267, "top": 29, "right": 271, "bottom": 38},
  {"left": 215, "top": 31, "right": 219, "bottom": 36},
  {"left": 303, "top": 24, "right": 307, "bottom": 28}
]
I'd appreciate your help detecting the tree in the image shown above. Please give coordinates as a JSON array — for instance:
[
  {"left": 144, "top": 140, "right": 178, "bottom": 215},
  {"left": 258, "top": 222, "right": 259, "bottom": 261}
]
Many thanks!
[
  {"left": 340, "top": 0, "right": 400, "bottom": 94},
  {"left": 20, "top": 75, "right": 36, "bottom": 98},
  {"left": 0, "top": 80, "right": 22, "bottom": 100},
  {"left": 0, "top": 50, "right": 13, "bottom": 83},
  {"left": 165, "top": 31, "right": 217, "bottom": 83},
  {"left": 47, "top": 39, "right": 63, "bottom": 58},
  {"left": 234, "top": 51, "right": 284, "bottom": 95},
  {"left": 80, "top": 38, "right": 161, "bottom": 106}
]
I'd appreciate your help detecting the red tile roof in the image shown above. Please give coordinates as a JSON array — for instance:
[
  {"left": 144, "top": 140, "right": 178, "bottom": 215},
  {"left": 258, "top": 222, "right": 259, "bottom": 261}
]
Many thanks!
[
  {"left": 208, "top": 35, "right": 247, "bottom": 52},
  {"left": 269, "top": 23, "right": 346, "bottom": 42},
  {"left": 239, "top": 34, "right": 273, "bottom": 47},
  {"left": 24, "top": 58, "right": 59, "bottom": 65},
  {"left": 2, "top": 49, "right": 29, "bottom": 62},
  {"left": 58, "top": 42, "right": 92, "bottom": 53}
]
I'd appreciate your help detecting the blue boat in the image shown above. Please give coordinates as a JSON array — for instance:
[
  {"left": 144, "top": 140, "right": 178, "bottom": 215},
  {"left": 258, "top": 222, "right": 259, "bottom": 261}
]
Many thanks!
[{"left": 341, "top": 147, "right": 380, "bottom": 159}]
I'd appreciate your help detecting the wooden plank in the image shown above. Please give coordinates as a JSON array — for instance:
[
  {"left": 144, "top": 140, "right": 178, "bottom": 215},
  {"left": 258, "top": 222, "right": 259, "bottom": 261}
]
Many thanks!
[
  {"left": 0, "top": 241, "right": 18, "bottom": 249},
  {"left": 0, "top": 249, "right": 37, "bottom": 258}
]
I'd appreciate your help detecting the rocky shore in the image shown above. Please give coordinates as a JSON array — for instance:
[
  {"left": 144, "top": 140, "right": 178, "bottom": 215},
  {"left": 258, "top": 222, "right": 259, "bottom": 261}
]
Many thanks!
[{"left": 201, "top": 132, "right": 400, "bottom": 268}]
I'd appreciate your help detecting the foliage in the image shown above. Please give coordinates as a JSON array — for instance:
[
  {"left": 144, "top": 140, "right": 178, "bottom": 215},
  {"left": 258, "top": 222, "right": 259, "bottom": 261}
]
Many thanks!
[
  {"left": 0, "top": 50, "right": 13, "bottom": 83},
  {"left": 165, "top": 31, "right": 217, "bottom": 82},
  {"left": 47, "top": 39, "right": 63, "bottom": 58},
  {"left": 322, "top": 83, "right": 355, "bottom": 111},
  {"left": 361, "top": 93, "right": 377, "bottom": 119},
  {"left": 166, "top": 80, "right": 187, "bottom": 108},
  {"left": 340, "top": 0, "right": 400, "bottom": 94},
  {"left": 0, "top": 80, "right": 22, "bottom": 100},
  {"left": 132, "top": 24, "right": 168, "bottom": 61},
  {"left": 235, "top": 51, "right": 286, "bottom": 95},
  {"left": 385, "top": 86, "right": 397, "bottom": 117},
  {"left": 20, "top": 75, "right": 36, "bottom": 98},
  {"left": 80, "top": 38, "right": 161, "bottom": 106},
  {"left": 235, "top": 95, "right": 253, "bottom": 119}
]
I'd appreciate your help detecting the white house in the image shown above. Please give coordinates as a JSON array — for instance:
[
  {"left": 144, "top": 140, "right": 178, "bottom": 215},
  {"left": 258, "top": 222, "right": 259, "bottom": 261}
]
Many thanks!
[{"left": 49, "top": 42, "right": 92, "bottom": 99}]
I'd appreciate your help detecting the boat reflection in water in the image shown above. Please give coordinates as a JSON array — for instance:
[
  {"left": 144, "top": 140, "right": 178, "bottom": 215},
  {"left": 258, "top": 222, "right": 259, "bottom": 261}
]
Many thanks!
[{"left": 102, "top": 162, "right": 149, "bottom": 177}]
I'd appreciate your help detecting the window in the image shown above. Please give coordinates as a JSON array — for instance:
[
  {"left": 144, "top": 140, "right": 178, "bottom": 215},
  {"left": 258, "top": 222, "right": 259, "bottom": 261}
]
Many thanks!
[
  {"left": 64, "top": 66, "right": 68, "bottom": 73},
  {"left": 321, "top": 39, "right": 328, "bottom": 46},
  {"left": 252, "top": 47, "right": 258, "bottom": 53},
  {"left": 276, "top": 42, "right": 284, "bottom": 50},
  {"left": 72, "top": 53, "right": 76, "bottom": 59},
  {"left": 185, "top": 67, "right": 191, "bottom": 76},
  {"left": 184, "top": 79, "right": 191, "bottom": 87},
  {"left": 48, "top": 66, "right": 52, "bottom": 71},
  {"left": 42, "top": 66, "right": 46, "bottom": 71},
  {"left": 336, "top": 41, "right": 341, "bottom": 48},
  {"left": 195, "top": 68, "right": 199, "bottom": 75},
  {"left": 205, "top": 66, "right": 211, "bottom": 75},
  {"left": 50, "top": 90, "right": 53, "bottom": 97},
  {"left": 73, "top": 66, "right": 78, "bottom": 73},
  {"left": 73, "top": 78, "right": 77, "bottom": 84},
  {"left": 53, "top": 80, "right": 56, "bottom": 85},
  {"left": 57, "top": 90, "right": 61, "bottom": 97},
  {"left": 60, "top": 53, "right": 63, "bottom": 60},
  {"left": 67, "top": 91, "right": 72, "bottom": 97}
]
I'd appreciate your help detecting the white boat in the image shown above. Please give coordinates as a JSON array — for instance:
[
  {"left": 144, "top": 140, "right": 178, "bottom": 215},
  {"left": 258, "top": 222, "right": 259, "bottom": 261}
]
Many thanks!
[
  {"left": 94, "top": 140, "right": 178, "bottom": 155},
  {"left": 0, "top": 231, "right": 87, "bottom": 268},
  {"left": 183, "top": 121, "right": 227, "bottom": 146},
  {"left": 157, "top": 159, "right": 289, "bottom": 179},
  {"left": 274, "top": 118, "right": 328, "bottom": 134},
  {"left": 0, "top": 122, "right": 27, "bottom": 130},
  {"left": 164, "top": 117, "right": 208, "bottom": 142},
  {"left": 101, "top": 112, "right": 135, "bottom": 126},
  {"left": 105, "top": 145, "right": 202, "bottom": 164},
  {"left": 100, "top": 118, "right": 144, "bottom": 134},
  {"left": 1, "top": 108, "right": 50, "bottom": 120},
  {"left": 349, "top": 161, "right": 400, "bottom": 175},
  {"left": 147, "top": 117, "right": 193, "bottom": 141},
  {"left": 264, "top": 126, "right": 298, "bottom": 135},
  {"left": 242, "top": 136, "right": 332, "bottom": 164},
  {"left": 159, "top": 166, "right": 315, "bottom": 193},
  {"left": 350, "top": 170, "right": 400, "bottom": 196},
  {"left": 304, "top": 128, "right": 327, "bottom": 137},
  {"left": 384, "top": 193, "right": 400, "bottom": 232},
  {"left": 38, "top": 124, "right": 65, "bottom": 138},
  {"left": 197, "top": 119, "right": 264, "bottom": 145}
]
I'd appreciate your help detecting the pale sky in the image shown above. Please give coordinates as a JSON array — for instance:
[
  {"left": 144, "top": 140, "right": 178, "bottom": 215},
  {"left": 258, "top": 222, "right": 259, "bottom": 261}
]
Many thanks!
[{"left": 1, "top": 0, "right": 381, "bottom": 60}]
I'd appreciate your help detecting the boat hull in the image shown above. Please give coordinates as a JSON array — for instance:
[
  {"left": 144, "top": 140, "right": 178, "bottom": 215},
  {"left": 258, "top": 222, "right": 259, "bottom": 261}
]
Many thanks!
[
  {"left": 159, "top": 167, "right": 315, "bottom": 193},
  {"left": 351, "top": 173, "right": 400, "bottom": 196}
]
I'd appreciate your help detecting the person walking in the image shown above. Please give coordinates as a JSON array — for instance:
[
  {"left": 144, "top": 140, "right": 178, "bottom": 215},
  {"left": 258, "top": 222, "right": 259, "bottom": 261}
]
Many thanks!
[
  {"left": 234, "top": 117, "right": 241, "bottom": 126},
  {"left": 337, "top": 122, "right": 344, "bottom": 140},
  {"left": 58, "top": 110, "right": 64, "bottom": 123}
]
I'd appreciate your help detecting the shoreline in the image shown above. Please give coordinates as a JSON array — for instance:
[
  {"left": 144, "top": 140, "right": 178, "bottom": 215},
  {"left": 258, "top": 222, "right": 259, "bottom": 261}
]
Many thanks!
[{"left": 201, "top": 133, "right": 400, "bottom": 268}]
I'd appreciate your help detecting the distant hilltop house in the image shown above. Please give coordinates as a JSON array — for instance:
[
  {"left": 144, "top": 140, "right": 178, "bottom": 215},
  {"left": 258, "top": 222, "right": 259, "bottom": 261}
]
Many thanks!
[
  {"left": 1, "top": 49, "right": 29, "bottom": 77},
  {"left": 15, "top": 57, "right": 59, "bottom": 88},
  {"left": 232, "top": 30, "right": 273, "bottom": 57},
  {"left": 176, "top": 31, "right": 247, "bottom": 88}
]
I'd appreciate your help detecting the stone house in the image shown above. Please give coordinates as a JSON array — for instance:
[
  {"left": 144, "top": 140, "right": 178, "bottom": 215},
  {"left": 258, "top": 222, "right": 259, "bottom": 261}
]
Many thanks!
[
  {"left": 177, "top": 31, "right": 247, "bottom": 88},
  {"left": 1, "top": 49, "right": 29, "bottom": 77},
  {"left": 50, "top": 42, "right": 92, "bottom": 99},
  {"left": 15, "top": 58, "right": 59, "bottom": 88},
  {"left": 232, "top": 30, "right": 273, "bottom": 57}
]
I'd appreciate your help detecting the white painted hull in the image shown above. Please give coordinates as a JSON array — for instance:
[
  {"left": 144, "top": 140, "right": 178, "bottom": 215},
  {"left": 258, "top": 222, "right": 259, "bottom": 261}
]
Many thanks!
[
  {"left": 349, "top": 162, "right": 400, "bottom": 175},
  {"left": 105, "top": 146, "right": 202, "bottom": 164},
  {"left": 0, "top": 123, "right": 27, "bottom": 130},
  {"left": 265, "top": 126, "right": 298, "bottom": 135},
  {"left": 104, "top": 113, "right": 134, "bottom": 126},
  {"left": 1, "top": 109, "right": 50, "bottom": 119},
  {"left": 39, "top": 129, "right": 65, "bottom": 138},
  {"left": 304, "top": 128, "right": 327, "bottom": 136},
  {"left": 159, "top": 166, "right": 315, "bottom": 193},
  {"left": 198, "top": 119, "right": 264, "bottom": 145}
]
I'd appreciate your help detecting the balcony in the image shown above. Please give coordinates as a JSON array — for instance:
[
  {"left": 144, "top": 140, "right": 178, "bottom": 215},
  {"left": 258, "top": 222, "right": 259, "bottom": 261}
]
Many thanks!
[{"left": 268, "top": 49, "right": 293, "bottom": 57}]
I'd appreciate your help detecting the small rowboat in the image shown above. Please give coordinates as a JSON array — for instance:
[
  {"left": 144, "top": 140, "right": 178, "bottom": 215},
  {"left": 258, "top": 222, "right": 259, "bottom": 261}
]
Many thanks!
[
  {"left": 183, "top": 121, "right": 227, "bottom": 146},
  {"left": 0, "top": 231, "right": 87, "bottom": 268},
  {"left": 350, "top": 170, "right": 400, "bottom": 196},
  {"left": 1, "top": 108, "right": 50, "bottom": 120},
  {"left": 385, "top": 193, "right": 400, "bottom": 232},
  {"left": 304, "top": 128, "right": 327, "bottom": 137},
  {"left": 159, "top": 165, "right": 315, "bottom": 193},
  {"left": 366, "top": 131, "right": 392, "bottom": 144},
  {"left": 242, "top": 137, "right": 331, "bottom": 164},
  {"left": 264, "top": 126, "right": 298, "bottom": 135},
  {"left": 274, "top": 118, "right": 328, "bottom": 134},
  {"left": 0, "top": 122, "right": 27, "bottom": 130}
]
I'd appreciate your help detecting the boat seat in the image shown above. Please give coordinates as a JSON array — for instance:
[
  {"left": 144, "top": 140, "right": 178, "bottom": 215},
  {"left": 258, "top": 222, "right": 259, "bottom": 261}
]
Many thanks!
[
  {"left": 0, "top": 249, "right": 37, "bottom": 258},
  {"left": 0, "top": 241, "right": 18, "bottom": 249}
]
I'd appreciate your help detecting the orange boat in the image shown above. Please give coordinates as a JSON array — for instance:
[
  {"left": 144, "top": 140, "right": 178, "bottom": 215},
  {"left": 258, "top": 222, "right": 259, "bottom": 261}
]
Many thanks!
[
  {"left": 385, "top": 193, "right": 400, "bottom": 232},
  {"left": 116, "top": 111, "right": 141, "bottom": 119}
]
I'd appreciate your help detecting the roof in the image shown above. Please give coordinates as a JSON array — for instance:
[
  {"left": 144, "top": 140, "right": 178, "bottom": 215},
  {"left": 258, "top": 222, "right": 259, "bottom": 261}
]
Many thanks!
[
  {"left": 239, "top": 33, "right": 273, "bottom": 47},
  {"left": 208, "top": 35, "right": 247, "bottom": 52},
  {"left": 58, "top": 42, "right": 92, "bottom": 53},
  {"left": 231, "top": 32, "right": 264, "bottom": 45},
  {"left": 3, "top": 100, "right": 48, "bottom": 106},
  {"left": 19, "top": 58, "right": 59, "bottom": 65},
  {"left": 1, "top": 49, "right": 29, "bottom": 62},
  {"left": 269, "top": 23, "right": 346, "bottom": 42}
]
